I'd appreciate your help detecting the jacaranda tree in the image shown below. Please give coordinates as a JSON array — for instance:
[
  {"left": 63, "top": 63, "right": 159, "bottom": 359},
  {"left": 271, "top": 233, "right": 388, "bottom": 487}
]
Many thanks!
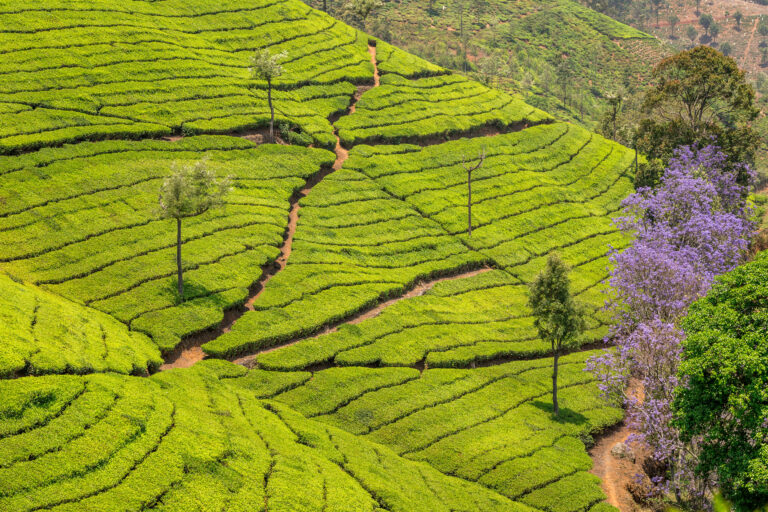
[{"left": 587, "top": 144, "right": 755, "bottom": 507}]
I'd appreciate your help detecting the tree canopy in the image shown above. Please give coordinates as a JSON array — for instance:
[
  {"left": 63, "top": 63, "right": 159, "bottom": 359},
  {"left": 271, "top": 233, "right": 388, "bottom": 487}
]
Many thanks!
[
  {"left": 675, "top": 252, "right": 768, "bottom": 511},
  {"left": 636, "top": 46, "right": 759, "bottom": 187}
]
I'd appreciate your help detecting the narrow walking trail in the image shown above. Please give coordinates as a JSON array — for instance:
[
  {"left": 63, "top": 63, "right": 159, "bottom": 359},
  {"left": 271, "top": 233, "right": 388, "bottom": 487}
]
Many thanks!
[
  {"left": 742, "top": 18, "right": 759, "bottom": 67},
  {"left": 232, "top": 266, "right": 493, "bottom": 367},
  {"left": 160, "top": 45, "right": 379, "bottom": 371},
  {"left": 589, "top": 381, "right": 645, "bottom": 512}
]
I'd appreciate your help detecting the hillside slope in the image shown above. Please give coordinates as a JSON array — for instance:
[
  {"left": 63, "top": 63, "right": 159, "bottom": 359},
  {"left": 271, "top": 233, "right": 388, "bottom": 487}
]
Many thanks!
[
  {"left": 305, "top": 0, "right": 671, "bottom": 129},
  {"left": 0, "top": 0, "right": 635, "bottom": 510}
]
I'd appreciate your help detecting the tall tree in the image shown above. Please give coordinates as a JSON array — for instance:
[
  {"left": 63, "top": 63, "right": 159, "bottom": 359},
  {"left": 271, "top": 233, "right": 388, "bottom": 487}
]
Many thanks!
[
  {"left": 699, "top": 13, "right": 713, "bottom": 36},
  {"left": 461, "top": 148, "right": 485, "bottom": 236},
  {"left": 710, "top": 22, "right": 720, "bottom": 41},
  {"left": 528, "top": 254, "right": 585, "bottom": 417},
  {"left": 734, "top": 10, "right": 742, "bottom": 30},
  {"left": 158, "top": 159, "right": 231, "bottom": 299},
  {"left": 343, "top": 0, "right": 382, "bottom": 30},
  {"left": 601, "top": 90, "right": 624, "bottom": 141},
  {"left": 249, "top": 49, "right": 287, "bottom": 143},
  {"left": 675, "top": 254, "right": 768, "bottom": 511},
  {"left": 636, "top": 46, "right": 759, "bottom": 185},
  {"left": 668, "top": 14, "right": 679, "bottom": 36}
]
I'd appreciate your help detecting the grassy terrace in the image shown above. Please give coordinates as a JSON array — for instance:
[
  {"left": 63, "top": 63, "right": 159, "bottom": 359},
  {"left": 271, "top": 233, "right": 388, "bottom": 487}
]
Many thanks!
[
  {"left": 0, "top": 137, "right": 334, "bottom": 352},
  {"left": 0, "top": 361, "right": 550, "bottom": 512},
  {"left": 0, "top": 273, "right": 161, "bottom": 377},
  {"left": 0, "top": 0, "right": 377, "bottom": 151},
  {"left": 208, "top": 123, "right": 633, "bottom": 365}
]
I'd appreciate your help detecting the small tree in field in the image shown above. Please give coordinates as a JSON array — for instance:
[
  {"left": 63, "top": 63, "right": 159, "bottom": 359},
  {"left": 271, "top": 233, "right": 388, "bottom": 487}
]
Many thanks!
[
  {"left": 710, "top": 22, "right": 720, "bottom": 41},
  {"left": 158, "top": 159, "right": 231, "bottom": 299},
  {"left": 461, "top": 147, "right": 486, "bottom": 236},
  {"left": 249, "top": 49, "right": 287, "bottom": 143},
  {"left": 699, "top": 13, "right": 713, "bottom": 37},
  {"left": 734, "top": 10, "right": 742, "bottom": 30},
  {"left": 528, "top": 254, "right": 586, "bottom": 416},
  {"left": 668, "top": 15, "right": 679, "bottom": 36}
]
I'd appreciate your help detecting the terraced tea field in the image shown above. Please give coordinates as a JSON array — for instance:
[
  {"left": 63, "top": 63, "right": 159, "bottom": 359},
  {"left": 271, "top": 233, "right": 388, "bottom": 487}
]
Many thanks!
[{"left": 0, "top": 0, "right": 637, "bottom": 510}]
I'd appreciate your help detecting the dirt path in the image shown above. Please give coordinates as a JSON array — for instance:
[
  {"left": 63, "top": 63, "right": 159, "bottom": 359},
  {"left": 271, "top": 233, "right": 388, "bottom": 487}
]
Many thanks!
[
  {"left": 160, "top": 45, "right": 379, "bottom": 371},
  {"left": 742, "top": 17, "right": 759, "bottom": 67},
  {"left": 589, "top": 381, "right": 646, "bottom": 512},
  {"left": 232, "top": 266, "right": 493, "bottom": 367}
]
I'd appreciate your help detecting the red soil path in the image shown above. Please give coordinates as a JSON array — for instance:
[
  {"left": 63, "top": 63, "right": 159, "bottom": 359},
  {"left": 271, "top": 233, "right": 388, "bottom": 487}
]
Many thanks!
[
  {"left": 232, "top": 266, "right": 493, "bottom": 367},
  {"left": 160, "top": 45, "right": 380, "bottom": 371},
  {"left": 589, "top": 381, "right": 646, "bottom": 512}
]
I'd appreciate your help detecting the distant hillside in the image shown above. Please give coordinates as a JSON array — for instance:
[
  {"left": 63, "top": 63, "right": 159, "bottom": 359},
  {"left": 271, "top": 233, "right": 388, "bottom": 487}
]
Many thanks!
[{"left": 306, "top": 0, "right": 671, "bottom": 129}]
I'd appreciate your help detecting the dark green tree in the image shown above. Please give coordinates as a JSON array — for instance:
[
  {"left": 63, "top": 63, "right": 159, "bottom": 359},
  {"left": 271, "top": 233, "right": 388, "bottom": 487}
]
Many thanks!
[
  {"left": 636, "top": 46, "right": 759, "bottom": 185},
  {"left": 668, "top": 14, "right": 679, "bottom": 36},
  {"left": 760, "top": 21, "right": 768, "bottom": 46},
  {"left": 158, "top": 159, "right": 231, "bottom": 299},
  {"left": 687, "top": 26, "right": 698, "bottom": 47},
  {"left": 674, "top": 254, "right": 768, "bottom": 511},
  {"left": 699, "top": 13, "right": 713, "bottom": 36},
  {"left": 720, "top": 41, "right": 732, "bottom": 56},
  {"left": 710, "top": 22, "right": 720, "bottom": 41},
  {"left": 734, "top": 10, "right": 743, "bottom": 30},
  {"left": 528, "top": 254, "right": 585, "bottom": 416},
  {"left": 249, "top": 49, "right": 287, "bottom": 143}
]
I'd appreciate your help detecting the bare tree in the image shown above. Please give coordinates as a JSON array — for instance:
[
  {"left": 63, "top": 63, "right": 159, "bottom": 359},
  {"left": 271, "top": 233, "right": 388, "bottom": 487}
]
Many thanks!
[
  {"left": 461, "top": 147, "right": 486, "bottom": 236},
  {"left": 158, "top": 159, "right": 231, "bottom": 299},
  {"left": 249, "top": 49, "right": 287, "bottom": 143}
]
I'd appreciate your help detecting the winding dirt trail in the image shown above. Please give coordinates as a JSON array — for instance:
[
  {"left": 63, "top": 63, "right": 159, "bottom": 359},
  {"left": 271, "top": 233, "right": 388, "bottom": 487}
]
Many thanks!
[
  {"left": 160, "top": 45, "right": 380, "bottom": 371},
  {"left": 232, "top": 266, "right": 493, "bottom": 367},
  {"left": 589, "top": 381, "right": 645, "bottom": 512},
  {"left": 742, "top": 18, "right": 759, "bottom": 67}
]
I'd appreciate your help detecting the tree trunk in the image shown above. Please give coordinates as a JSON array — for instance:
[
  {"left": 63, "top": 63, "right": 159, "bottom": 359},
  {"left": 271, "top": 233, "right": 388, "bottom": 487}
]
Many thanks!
[
  {"left": 176, "top": 217, "right": 183, "bottom": 299},
  {"left": 552, "top": 348, "right": 560, "bottom": 416},
  {"left": 467, "top": 168, "right": 472, "bottom": 236},
  {"left": 323, "top": 0, "right": 326, "bottom": 11},
  {"left": 267, "top": 79, "right": 275, "bottom": 143}
]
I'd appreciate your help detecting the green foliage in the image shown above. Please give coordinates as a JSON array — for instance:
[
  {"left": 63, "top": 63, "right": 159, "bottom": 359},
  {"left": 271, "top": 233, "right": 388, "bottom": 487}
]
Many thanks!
[
  {"left": 638, "top": 46, "right": 760, "bottom": 173},
  {"left": 249, "top": 49, "right": 288, "bottom": 83},
  {"left": 528, "top": 254, "right": 586, "bottom": 350},
  {"left": 0, "top": 274, "right": 161, "bottom": 377},
  {"left": 676, "top": 252, "right": 768, "bottom": 510},
  {"left": 158, "top": 159, "right": 231, "bottom": 220}
]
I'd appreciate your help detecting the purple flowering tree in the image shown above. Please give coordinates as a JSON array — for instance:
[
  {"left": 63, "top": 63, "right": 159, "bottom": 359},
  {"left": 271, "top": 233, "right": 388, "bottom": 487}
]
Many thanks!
[{"left": 587, "top": 144, "right": 755, "bottom": 507}]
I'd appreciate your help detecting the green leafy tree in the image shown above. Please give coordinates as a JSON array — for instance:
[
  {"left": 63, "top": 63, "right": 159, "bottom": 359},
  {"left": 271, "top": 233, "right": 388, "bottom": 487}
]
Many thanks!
[
  {"left": 528, "top": 254, "right": 586, "bottom": 416},
  {"left": 668, "top": 14, "right": 679, "bottom": 36},
  {"left": 249, "top": 49, "right": 287, "bottom": 143},
  {"left": 687, "top": 26, "right": 698, "bottom": 46},
  {"left": 674, "top": 254, "right": 768, "bottom": 511},
  {"left": 600, "top": 90, "right": 624, "bottom": 141},
  {"left": 734, "top": 10, "right": 743, "bottom": 30},
  {"left": 710, "top": 22, "right": 720, "bottom": 41},
  {"left": 343, "top": 0, "right": 383, "bottom": 30},
  {"left": 720, "top": 41, "right": 732, "bottom": 56},
  {"left": 158, "top": 159, "right": 231, "bottom": 299},
  {"left": 636, "top": 46, "right": 759, "bottom": 185},
  {"left": 699, "top": 13, "right": 713, "bottom": 36},
  {"left": 760, "top": 21, "right": 768, "bottom": 46}
]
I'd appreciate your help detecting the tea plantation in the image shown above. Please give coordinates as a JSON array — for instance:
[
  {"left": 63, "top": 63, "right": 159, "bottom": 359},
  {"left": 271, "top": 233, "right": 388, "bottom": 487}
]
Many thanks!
[{"left": 0, "top": 0, "right": 637, "bottom": 510}]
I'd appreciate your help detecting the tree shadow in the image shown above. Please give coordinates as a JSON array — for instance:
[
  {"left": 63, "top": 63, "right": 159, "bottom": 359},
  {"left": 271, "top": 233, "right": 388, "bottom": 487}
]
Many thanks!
[
  {"left": 165, "top": 279, "right": 216, "bottom": 305},
  {"left": 531, "top": 400, "right": 589, "bottom": 425}
]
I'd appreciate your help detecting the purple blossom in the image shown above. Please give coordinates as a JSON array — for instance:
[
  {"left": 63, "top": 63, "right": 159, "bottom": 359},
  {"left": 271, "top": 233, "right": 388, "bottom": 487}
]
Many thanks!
[{"left": 588, "top": 144, "right": 755, "bottom": 506}]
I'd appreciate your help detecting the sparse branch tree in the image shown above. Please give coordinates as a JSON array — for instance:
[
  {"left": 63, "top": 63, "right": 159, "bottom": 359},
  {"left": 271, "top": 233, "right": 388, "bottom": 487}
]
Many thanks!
[
  {"left": 461, "top": 147, "right": 486, "bottom": 236},
  {"left": 528, "top": 254, "right": 585, "bottom": 416},
  {"left": 158, "top": 159, "right": 231, "bottom": 299},
  {"left": 249, "top": 49, "right": 287, "bottom": 143},
  {"left": 601, "top": 90, "right": 624, "bottom": 141}
]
